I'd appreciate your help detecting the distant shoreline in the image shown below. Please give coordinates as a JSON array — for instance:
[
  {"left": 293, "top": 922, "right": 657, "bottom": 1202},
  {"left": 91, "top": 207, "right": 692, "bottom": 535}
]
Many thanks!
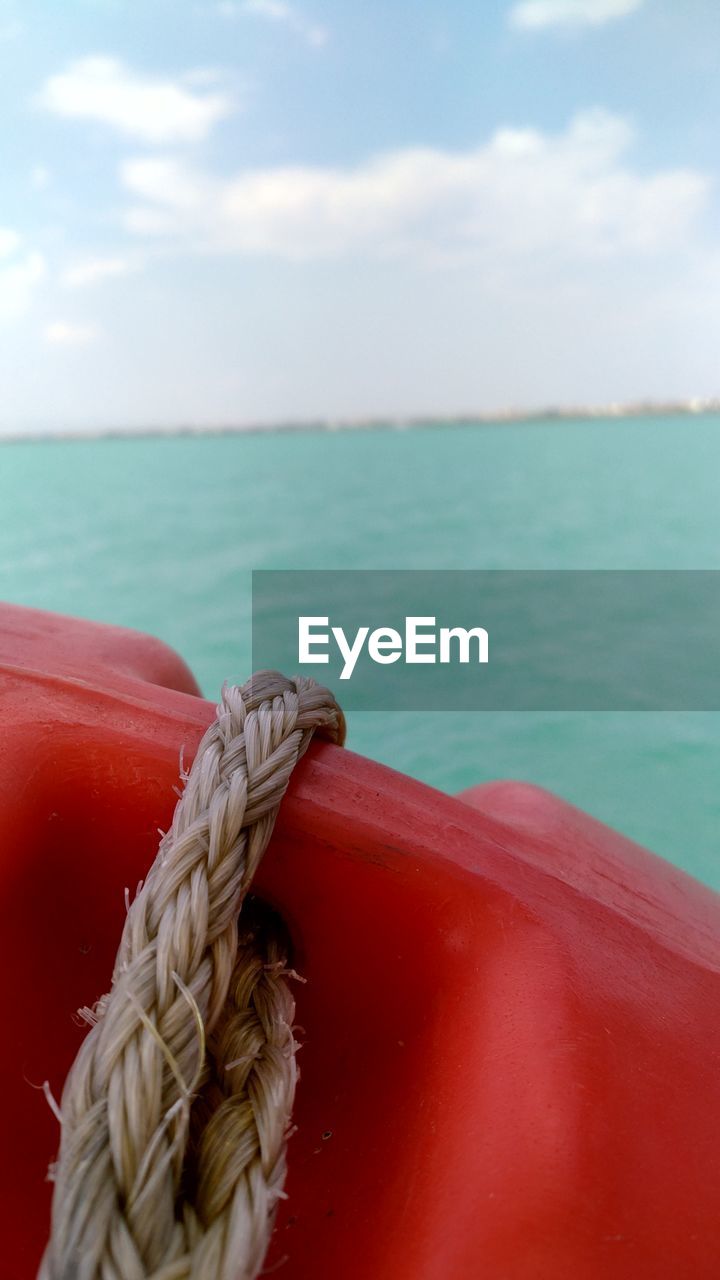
[{"left": 2, "top": 399, "right": 720, "bottom": 443}]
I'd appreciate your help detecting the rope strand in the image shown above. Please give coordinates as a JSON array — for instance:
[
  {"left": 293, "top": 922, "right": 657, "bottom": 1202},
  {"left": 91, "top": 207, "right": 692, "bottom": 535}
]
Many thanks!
[{"left": 40, "top": 672, "right": 344, "bottom": 1280}]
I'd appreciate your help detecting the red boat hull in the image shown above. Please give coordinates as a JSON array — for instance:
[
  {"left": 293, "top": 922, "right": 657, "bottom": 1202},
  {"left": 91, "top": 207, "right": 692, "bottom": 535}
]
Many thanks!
[{"left": 2, "top": 603, "right": 719, "bottom": 1278}]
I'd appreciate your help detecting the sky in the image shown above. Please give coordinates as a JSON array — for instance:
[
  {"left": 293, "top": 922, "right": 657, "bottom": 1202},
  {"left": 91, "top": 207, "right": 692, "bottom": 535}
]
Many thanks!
[{"left": 1, "top": 0, "right": 720, "bottom": 430}]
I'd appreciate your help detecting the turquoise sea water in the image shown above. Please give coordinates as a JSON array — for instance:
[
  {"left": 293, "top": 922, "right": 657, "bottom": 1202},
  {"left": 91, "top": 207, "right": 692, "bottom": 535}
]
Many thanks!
[{"left": 1, "top": 413, "right": 720, "bottom": 887}]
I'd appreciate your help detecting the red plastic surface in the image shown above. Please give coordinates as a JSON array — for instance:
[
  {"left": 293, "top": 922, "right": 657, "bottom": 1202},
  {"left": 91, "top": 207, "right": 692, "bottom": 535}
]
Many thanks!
[{"left": 2, "top": 602, "right": 720, "bottom": 1278}]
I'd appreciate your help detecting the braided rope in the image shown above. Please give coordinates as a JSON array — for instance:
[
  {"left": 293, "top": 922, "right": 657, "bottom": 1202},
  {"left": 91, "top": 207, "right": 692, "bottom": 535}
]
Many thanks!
[{"left": 40, "top": 672, "right": 345, "bottom": 1280}]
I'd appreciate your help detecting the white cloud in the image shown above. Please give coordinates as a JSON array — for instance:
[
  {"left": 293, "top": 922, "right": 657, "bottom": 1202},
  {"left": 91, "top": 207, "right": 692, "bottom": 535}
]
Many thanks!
[
  {"left": 30, "top": 164, "right": 50, "bottom": 190},
  {"left": 61, "top": 255, "right": 136, "bottom": 288},
  {"left": 120, "top": 110, "right": 708, "bottom": 268},
  {"left": 510, "top": 0, "right": 644, "bottom": 30},
  {"left": 0, "top": 227, "right": 21, "bottom": 257},
  {"left": 219, "top": 0, "right": 328, "bottom": 48},
  {"left": 0, "top": 238, "right": 45, "bottom": 322},
  {"left": 45, "top": 321, "right": 99, "bottom": 346},
  {"left": 37, "top": 56, "right": 236, "bottom": 144}
]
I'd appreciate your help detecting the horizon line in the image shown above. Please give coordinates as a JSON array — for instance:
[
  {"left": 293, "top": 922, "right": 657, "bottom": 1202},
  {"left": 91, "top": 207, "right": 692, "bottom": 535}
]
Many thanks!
[{"left": 1, "top": 397, "right": 720, "bottom": 443}]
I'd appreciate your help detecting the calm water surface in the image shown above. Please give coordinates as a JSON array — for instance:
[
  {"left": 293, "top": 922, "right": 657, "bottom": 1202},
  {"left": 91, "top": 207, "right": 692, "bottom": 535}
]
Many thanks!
[{"left": 2, "top": 414, "right": 720, "bottom": 885}]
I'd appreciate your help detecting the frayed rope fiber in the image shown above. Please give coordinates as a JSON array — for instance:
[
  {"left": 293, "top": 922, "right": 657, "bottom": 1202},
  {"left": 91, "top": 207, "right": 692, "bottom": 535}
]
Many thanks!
[{"left": 40, "top": 672, "right": 345, "bottom": 1280}]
